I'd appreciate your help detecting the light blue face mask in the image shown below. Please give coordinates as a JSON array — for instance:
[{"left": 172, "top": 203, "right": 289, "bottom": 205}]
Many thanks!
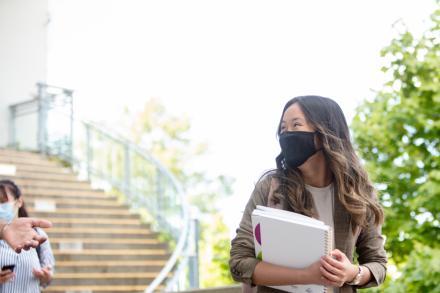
[{"left": 0, "top": 202, "right": 15, "bottom": 223}]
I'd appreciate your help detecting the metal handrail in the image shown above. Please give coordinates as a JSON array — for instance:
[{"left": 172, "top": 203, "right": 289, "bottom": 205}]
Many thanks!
[
  {"left": 8, "top": 83, "right": 195, "bottom": 292},
  {"left": 82, "top": 121, "right": 192, "bottom": 293}
]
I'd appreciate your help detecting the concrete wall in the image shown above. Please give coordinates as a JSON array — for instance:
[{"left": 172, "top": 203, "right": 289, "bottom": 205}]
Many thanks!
[{"left": 0, "top": 0, "right": 48, "bottom": 147}]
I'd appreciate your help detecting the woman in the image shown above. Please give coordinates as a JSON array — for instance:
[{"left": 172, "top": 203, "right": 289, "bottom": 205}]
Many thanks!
[
  {"left": 229, "top": 96, "right": 387, "bottom": 293},
  {"left": 0, "top": 180, "right": 55, "bottom": 292}
]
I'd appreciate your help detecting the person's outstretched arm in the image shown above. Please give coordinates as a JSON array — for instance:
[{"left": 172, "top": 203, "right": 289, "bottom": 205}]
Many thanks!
[{"left": 0, "top": 218, "right": 52, "bottom": 253}]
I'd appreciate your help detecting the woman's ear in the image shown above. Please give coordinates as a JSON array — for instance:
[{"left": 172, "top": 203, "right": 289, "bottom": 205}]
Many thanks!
[
  {"left": 314, "top": 132, "right": 323, "bottom": 149},
  {"left": 16, "top": 198, "right": 23, "bottom": 208}
]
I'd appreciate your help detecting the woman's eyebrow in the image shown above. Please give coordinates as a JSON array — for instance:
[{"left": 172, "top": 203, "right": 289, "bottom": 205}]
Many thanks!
[{"left": 282, "top": 117, "right": 302, "bottom": 124}]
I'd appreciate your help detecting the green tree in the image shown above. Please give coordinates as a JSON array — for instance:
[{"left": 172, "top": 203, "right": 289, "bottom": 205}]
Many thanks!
[
  {"left": 126, "top": 98, "right": 235, "bottom": 287},
  {"left": 200, "top": 214, "right": 235, "bottom": 287},
  {"left": 352, "top": 6, "right": 440, "bottom": 292}
]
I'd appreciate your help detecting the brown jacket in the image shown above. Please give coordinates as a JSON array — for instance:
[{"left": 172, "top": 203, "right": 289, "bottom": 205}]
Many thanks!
[{"left": 229, "top": 175, "right": 387, "bottom": 293}]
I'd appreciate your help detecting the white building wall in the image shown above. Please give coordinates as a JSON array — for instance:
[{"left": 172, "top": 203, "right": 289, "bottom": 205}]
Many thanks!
[{"left": 0, "top": 0, "right": 48, "bottom": 148}]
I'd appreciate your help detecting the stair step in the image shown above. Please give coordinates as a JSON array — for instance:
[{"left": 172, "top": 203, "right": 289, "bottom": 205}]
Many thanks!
[
  {"left": 53, "top": 249, "right": 168, "bottom": 255},
  {"left": 54, "top": 250, "right": 170, "bottom": 261},
  {"left": 50, "top": 238, "right": 165, "bottom": 250},
  {"left": 46, "top": 232, "right": 158, "bottom": 240},
  {"left": 22, "top": 188, "right": 108, "bottom": 197},
  {"left": 18, "top": 182, "right": 102, "bottom": 193},
  {"left": 27, "top": 197, "right": 122, "bottom": 206},
  {"left": 6, "top": 162, "right": 71, "bottom": 173},
  {"left": 42, "top": 284, "right": 162, "bottom": 292},
  {"left": 50, "top": 272, "right": 169, "bottom": 286},
  {"left": 28, "top": 207, "right": 131, "bottom": 216},
  {"left": 51, "top": 238, "right": 160, "bottom": 244},
  {"left": 28, "top": 208, "right": 131, "bottom": 216},
  {"left": 29, "top": 211, "right": 139, "bottom": 220},
  {"left": 25, "top": 193, "right": 116, "bottom": 201},
  {"left": 48, "top": 227, "right": 151, "bottom": 234},
  {"left": 56, "top": 266, "right": 163, "bottom": 274},
  {"left": 27, "top": 200, "right": 126, "bottom": 210},
  {"left": 54, "top": 272, "right": 163, "bottom": 278},
  {"left": 38, "top": 218, "right": 142, "bottom": 225},
  {"left": 0, "top": 149, "right": 59, "bottom": 160},
  {"left": 0, "top": 149, "right": 58, "bottom": 160},
  {"left": 41, "top": 220, "right": 146, "bottom": 229},
  {"left": 11, "top": 171, "right": 79, "bottom": 181},
  {"left": 56, "top": 260, "right": 167, "bottom": 267},
  {"left": 0, "top": 155, "right": 63, "bottom": 168},
  {"left": 0, "top": 149, "right": 43, "bottom": 158},
  {"left": 5, "top": 178, "right": 93, "bottom": 190},
  {"left": 53, "top": 260, "right": 167, "bottom": 274}
]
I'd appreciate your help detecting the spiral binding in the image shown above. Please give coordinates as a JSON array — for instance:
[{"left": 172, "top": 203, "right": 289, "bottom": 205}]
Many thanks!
[{"left": 323, "top": 227, "right": 334, "bottom": 293}]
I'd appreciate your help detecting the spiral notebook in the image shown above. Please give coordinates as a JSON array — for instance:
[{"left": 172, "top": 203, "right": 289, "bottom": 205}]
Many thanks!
[{"left": 251, "top": 205, "right": 334, "bottom": 293}]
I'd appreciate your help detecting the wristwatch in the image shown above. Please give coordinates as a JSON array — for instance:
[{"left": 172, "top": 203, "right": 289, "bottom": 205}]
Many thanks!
[{"left": 346, "top": 265, "right": 362, "bottom": 286}]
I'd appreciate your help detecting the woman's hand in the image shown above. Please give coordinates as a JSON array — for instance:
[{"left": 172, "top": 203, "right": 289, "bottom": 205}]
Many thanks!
[
  {"left": 305, "top": 260, "right": 327, "bottom": 285},
  {"left": 305, "top": 260, "right": 340, "bottom": 287},
  {"left": 33, "top": 266, "right": 53, "bottom": 285},
  {"left": 2, "top": 218, "right": 52, "bottom": 253},
  {"left": 319, "top": 249, "right": 358, "bottom": 287},
  {"left": 0, "top": 269, "right": 15, "bottom": 283}
]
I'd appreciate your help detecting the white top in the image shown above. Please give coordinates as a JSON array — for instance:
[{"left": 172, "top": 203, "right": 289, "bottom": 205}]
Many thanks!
[
  {"left": 305, "top": 183, "right": 334, "bottom": 229},
  {"left": 0, "top": 228, "right": 55, "bottom": 293},
  {"left": 305, "top": 183, "right": 338, "bottom": 293}
]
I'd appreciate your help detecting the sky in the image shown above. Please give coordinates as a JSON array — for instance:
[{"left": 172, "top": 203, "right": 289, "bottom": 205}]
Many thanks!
[{"left": 46, "top": 0, "right": 437, "bottom": 238}]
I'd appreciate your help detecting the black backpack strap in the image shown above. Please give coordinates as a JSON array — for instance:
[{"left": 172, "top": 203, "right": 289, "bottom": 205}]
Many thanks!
[{"left": 34, "top": 228, "right": 41, "bottom": 261}]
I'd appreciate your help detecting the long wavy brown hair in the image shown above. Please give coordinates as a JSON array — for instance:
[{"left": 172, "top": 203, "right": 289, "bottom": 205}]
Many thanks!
[{"left": 271, "top": 95, "right": 383, "bottom": 230}]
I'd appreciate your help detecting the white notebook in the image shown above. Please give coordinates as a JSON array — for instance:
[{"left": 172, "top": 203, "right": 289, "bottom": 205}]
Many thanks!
[{"left": 251, "top": 205, "right": 334, "bottom": 293}]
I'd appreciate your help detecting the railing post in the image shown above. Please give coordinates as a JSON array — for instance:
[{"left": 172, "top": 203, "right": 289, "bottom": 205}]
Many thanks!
[
  {"left": 86, "top": 124, "right": 92, "bottom": 181},
  {"left": 37, "top": 83, "right": 48, "bottom": 155},
  {"left": 189, "top": 217, "right": 200, "bottom": 289},
  {"left": 68, "top": 91, "right": 74, "bottom": 163},
  {"left": 124, "top": 143, "right": 131, "bottom": 197},
  {"left": 9, "top": 106, "right": 16, "bottom": 149},
  {"left": 156, "top": 170, "right": 162, "bottom": 217}
]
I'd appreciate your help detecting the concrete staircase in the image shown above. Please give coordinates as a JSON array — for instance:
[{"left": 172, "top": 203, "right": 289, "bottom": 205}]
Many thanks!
[{"left": 0, "top": 149, "right": 170, "bottom": 293}]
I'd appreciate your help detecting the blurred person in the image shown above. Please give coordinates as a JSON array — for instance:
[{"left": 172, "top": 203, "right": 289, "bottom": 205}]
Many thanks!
[{"left": 0, "top": 180, "right": 55, "bottom": 292}]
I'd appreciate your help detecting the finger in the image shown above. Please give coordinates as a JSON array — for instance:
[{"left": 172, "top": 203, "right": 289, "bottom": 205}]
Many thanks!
[
  {"left": 331, "top": 249, "right": 344, "bottom": 260},
  {"left": 14, "top": 245, "right": 23, "bottom": 253},
  {"left": 34, "top": 234, "right": 48, "bottom": 245},
  {"left": 34, "top": 271, "right": 44, "bottom": 278},
  {"left": 0, "top": 272, "right": 13, "bottom": 281},
  {"left": 23, "top": 240, "right": 34, "bottom": 251},
  {"left": 27, "top": 239, "right": 40, "bottom": 249},
  {"left": 319, "top": 266, "right": 341, "bottom": 282},
  {"left": 0, "top": 275, "right": 10, "bottom": 282},
  {"left": 322, "top": 255, "right": 344, "bottom": 270},
  {"left": 30, "top": 218, "right": 52, "bottom": 229},
  {"left": 320, "top": 258, "right": 343, "bottom": 276},
  {"left": 320, "top": 275, "right": 341, "bottom": 287},
  {"left": 33, "top": 269, "right": 43, "bottom": 278},
  {"left": 41, "top": 268, "right": 51, "bottom": 277}
]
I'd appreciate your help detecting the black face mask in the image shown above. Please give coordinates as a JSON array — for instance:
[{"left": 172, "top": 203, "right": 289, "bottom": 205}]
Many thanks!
[{"left": 276, "top": 131, "right": 320, "bottom": 170}]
